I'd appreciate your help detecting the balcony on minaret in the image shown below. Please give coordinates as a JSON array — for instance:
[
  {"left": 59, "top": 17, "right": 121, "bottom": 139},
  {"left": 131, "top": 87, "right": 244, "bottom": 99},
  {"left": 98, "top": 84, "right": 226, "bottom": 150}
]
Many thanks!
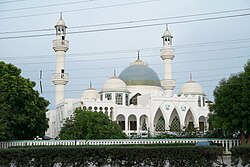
[
  {"left": 52, "top": 73, "right": 69, "bottom": 85},
  {"left": 161, "top": 79, "right": 176, "bottom": 90},
  {"left": 160, "top": 46, "right": 175, "bottom": 60},
  {"left": 53, "top": 39, "right": 69, "bottom": 52}
]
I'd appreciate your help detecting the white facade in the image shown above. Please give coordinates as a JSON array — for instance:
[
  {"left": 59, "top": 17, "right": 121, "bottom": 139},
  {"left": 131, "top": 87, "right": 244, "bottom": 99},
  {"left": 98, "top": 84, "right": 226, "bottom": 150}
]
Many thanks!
[{"left": 46, "top": 18, "right": 211, "bottom": 138}]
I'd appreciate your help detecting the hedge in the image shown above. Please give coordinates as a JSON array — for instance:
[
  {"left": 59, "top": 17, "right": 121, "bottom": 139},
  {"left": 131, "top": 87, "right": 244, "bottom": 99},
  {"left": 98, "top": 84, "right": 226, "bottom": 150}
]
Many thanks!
[
  {"left": 231, "top": 145, "right": 250, "bottom": 167},
  {"left": 0, "top": 145, "right": 223, "bottom": 167}
]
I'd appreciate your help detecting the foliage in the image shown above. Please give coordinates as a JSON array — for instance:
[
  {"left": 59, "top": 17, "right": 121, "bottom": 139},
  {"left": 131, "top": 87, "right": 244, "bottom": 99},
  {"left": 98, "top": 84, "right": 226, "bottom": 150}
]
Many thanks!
[
  {"left": 209, "top": 61, "right": 250, "bottom": 144},
  {"left": 231, "top": 145, "right": 250, "bottom": 167},
  {"left": 204, "top": 129, "right": 239, "bottom": 139},
  {"left": 59, "top": 109, "right": 126, "bottom": 139},
  {"left": 153, "top": 128, "right": 203, "bottom": 139},
  {"left": 0, "top": 61, "right": 49, "bottom": 140},
  {"left": 0, "top": 145, "right": 223, "bottom": 167}
]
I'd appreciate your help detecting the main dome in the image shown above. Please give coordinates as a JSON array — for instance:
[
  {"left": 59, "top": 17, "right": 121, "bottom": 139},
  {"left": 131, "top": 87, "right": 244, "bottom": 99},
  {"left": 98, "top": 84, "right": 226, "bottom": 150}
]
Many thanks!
[{"left": 119, "top": 58, "right": 161, "bottom": 87}]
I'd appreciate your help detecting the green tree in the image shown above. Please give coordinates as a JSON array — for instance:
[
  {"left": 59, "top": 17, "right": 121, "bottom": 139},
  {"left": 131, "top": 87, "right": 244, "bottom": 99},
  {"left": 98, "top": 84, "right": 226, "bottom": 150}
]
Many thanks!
[
  {"left": 0, "top": 61, "right": 49, "bottom": 140},
  {"left": 209, "top": 61, "right": 250, "bottom": 144},
  {"left": 59, "top": 109, "right": 126, "bottom": 139}
]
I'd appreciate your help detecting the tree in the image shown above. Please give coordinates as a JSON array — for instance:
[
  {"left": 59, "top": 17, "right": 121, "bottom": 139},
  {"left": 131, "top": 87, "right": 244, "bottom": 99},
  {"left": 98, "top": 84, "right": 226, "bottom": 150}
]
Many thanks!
[
  {"left": 209, "top": 61, "right": 250, "bottom": 144},
  {"left": 59, "top": 109, "right": 126, "bottom": 139},
  {"left": 0, "top": 61, "right": 49, "bottom": 140}
]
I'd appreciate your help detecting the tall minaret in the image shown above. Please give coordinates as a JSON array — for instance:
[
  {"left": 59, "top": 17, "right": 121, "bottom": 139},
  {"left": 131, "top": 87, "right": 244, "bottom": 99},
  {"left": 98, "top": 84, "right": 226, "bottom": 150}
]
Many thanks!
[
  {"left": 160, "top": 25, "right": 176, "bottom": 96},
  {"left": 52, "top": 13, "right": 69, "bottom": 106}
]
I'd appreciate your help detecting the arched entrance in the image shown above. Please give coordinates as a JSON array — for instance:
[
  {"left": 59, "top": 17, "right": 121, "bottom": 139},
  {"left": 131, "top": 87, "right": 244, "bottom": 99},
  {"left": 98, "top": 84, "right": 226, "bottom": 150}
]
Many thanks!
[
  {"left": 139, "top": 115, "right": 148, "bottom": 131},
  {"left": 116, "top": 114, "right": 125, "bottom": 130},
  {"left": 128, "top": 114, "right": 137, "bottom": 131},
  {"left": 169, "top": 109, "right": 181, "bottom": 132},
  {"left": 184, "top": 110, "right": 195, "bottom": 130},
  {"left": 154, "top": 109, "right": 165, "bottom": 132},
  {"left": 199, "top": 116, "right": 206, "bottom": 132}
]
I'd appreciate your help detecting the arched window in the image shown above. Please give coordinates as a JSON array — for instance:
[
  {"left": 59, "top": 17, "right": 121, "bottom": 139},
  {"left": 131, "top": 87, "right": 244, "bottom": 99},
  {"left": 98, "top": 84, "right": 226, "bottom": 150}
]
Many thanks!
[
  {"left": 198, "top": 96, "right": 201, "bottom": 107},
  {"left": 115, "top": 93, "right": 123, "bottom": 105},
  {"left": 125, "top": 94, "right": 129, "bottom": 106},
  {"left": 105, "top": 93, "right": 112, "bottom": 100}
]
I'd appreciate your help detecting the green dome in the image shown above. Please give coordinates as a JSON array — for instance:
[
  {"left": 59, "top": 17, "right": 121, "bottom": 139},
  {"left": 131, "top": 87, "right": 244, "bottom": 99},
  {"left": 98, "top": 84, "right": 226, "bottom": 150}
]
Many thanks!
[{"left": 119, "top": 59, "right": 161, "bottom": 86}]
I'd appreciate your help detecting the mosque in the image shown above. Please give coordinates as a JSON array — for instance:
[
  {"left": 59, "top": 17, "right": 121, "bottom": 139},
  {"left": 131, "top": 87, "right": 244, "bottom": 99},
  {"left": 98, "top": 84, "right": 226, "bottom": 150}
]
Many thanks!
[{"left": 45, "top": 15, "right": 210, "bottom": 138}]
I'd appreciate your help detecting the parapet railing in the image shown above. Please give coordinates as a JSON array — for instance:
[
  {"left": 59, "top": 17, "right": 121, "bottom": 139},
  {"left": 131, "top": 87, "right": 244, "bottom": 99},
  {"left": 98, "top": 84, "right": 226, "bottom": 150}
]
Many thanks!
[{"left": 0, "top": 138, "right": 240, "bottom": 154}]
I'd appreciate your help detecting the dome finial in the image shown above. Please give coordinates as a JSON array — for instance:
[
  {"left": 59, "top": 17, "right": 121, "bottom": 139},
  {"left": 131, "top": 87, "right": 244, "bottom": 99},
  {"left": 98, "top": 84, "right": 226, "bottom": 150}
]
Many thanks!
[
  {"left": 90, "top": 81, "right": 92, "bottom": 88},
  {"left": 190, "top": 73, "right": 192, "bottom": 81},
  {"left": 60, "top": 12, "right": 62, "bottom": 20},
  {"left": 114, "top": 68, "right": 116, "bottom": 77},
  {"left": 166, "top": 24, "right": 168, "bottom": 31},
  {"left": 137, "top": 50, "right": 140, "bottom": 60}
]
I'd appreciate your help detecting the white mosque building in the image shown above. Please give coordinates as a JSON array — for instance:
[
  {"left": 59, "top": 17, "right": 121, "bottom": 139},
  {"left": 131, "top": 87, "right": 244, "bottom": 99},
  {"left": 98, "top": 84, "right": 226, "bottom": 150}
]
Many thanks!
[{"left": 46, "top": 16, "right": 210, "bottom": 139}]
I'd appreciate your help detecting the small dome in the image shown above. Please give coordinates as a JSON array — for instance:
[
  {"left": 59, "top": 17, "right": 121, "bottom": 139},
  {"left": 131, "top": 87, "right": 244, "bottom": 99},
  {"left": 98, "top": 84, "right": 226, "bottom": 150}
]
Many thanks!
[
  {"left": 179, "top": 80, "right": 204, "bottom": 95},
  {"left": 119, "top": 58, "right": 161, "bottom": 87},
  {"left": 102, "top": 76, "right": 127, "bottom": 92},
  {"left": 56, "top": 18, "right": 66, "bottom": 27},
  {"left": 81, "top": 88, "right": 99, "bottom": 100},
  {"left": 162, "top": 30, "right": 172, "bottom": 37},
  {"left": 55, "top": 13, "right": 66, "bottom": 27}
]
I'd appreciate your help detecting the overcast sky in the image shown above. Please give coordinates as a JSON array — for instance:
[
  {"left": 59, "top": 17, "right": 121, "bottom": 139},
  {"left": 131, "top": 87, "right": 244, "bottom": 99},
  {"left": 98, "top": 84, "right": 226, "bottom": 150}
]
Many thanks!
[{"left": 1, "top": 0, "right": 250, "bottom": 109}]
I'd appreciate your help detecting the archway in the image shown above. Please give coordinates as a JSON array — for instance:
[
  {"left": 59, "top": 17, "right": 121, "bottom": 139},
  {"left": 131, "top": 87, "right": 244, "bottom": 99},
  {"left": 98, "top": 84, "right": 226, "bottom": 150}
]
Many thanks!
[
  {"left": 184, "top": 110, "right": 195, "bottom": 130},
  {"left": 169, "top": 109, "right": 181, "bottom": 132},
  {"left": 116, "top": 114, "right": 125, "bottom": 130},
  {"left": 154, "top": 109, "right": 165, "bottom": 132},
  {"left": 128, "top": 114, "right": 137, "bottom": 131},
  {"left": 139, "top": 115, "right": 148, "bottom": 131},
  {"left": 199, "top": 116, "right": 206, "bottom": 132}
]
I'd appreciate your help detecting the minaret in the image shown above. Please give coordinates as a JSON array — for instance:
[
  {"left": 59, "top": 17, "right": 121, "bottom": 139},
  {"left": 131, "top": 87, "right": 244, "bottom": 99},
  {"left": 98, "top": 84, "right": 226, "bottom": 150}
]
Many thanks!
[
  {"left": 52, "top": 13, "right": 69, "bottom": 106},
  {"left": 160, "top": 25, "right": 176, "bottom": 96}
]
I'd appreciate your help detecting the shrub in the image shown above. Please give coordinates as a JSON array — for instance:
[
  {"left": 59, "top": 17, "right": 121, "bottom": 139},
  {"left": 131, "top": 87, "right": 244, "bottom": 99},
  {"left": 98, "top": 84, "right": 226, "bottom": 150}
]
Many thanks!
[
  {"left": 0, "top": 145, "right": 223, "bottom": 167},
  {"left": 231, "top": 145, "right": 250, "bottom": 167}
]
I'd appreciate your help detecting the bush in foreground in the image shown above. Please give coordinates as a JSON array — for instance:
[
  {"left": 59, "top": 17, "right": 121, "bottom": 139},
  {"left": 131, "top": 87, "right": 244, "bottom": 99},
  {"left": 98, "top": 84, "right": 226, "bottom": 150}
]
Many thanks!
[
  {"left": 0, "top": 145, "right": 223, "bottom": 167},
  {"left": 231, "top": 145, "right": 250, "bottom": 167}
]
